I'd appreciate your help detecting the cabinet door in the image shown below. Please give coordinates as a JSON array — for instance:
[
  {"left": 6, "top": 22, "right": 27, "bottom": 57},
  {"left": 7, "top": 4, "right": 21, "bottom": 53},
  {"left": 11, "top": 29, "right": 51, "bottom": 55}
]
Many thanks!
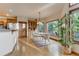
[{"left": 7, "top": 19, "right": 17, "bottom": 23}]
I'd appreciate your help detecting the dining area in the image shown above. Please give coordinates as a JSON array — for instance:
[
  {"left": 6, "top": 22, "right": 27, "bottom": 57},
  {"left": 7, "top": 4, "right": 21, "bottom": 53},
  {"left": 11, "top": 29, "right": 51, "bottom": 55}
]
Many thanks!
[{"left": 0, "top": 3, "right": 79, "bottom": 56}]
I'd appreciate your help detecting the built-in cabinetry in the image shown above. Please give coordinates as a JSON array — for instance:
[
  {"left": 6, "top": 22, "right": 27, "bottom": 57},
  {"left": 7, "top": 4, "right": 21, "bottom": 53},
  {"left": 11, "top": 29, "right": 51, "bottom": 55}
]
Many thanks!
[
  {"left": 28, "top": 19, "right": 37, "bottom": 31},
  {"left": 0, "top": 16, "right": 17, "bottom": 28},
  {"left": 27, "top": 19, "right": 37, "bottom": 40},
  {"left": 7, "top": 16, "right": 17, "bottom": 23}
]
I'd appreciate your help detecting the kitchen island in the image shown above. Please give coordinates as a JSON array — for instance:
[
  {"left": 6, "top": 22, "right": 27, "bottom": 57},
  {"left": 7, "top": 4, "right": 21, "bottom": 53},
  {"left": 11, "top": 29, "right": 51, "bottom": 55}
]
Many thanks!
[{"left": 0, "top": 29, "right": 18, "bottom": 55}]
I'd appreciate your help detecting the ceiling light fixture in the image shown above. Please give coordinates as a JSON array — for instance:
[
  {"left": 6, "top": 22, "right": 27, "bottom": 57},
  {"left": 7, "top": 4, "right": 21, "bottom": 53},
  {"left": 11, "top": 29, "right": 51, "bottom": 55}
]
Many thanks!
[
  {"left": 6, "top": 13, "right": 10, "bottom": 16},
  {"left": 37, "top": 12, "right": 43, "bottom": 25}
]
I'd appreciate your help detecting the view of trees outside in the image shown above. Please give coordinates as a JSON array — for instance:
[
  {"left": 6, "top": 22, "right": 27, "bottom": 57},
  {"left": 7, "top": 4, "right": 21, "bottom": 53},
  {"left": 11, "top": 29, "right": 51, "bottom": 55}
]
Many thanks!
[
  {"left": 47, "top": 20, "right": 59, "bottom": 36},
  {"left": 71, "top": 11, "right": 79, "bottom": 41},
  {"left": 38, "top": 23, "right": 45, "bottom": 32},
  {"left": 37, "top": 11, "right": 79, "bottom": 42}
]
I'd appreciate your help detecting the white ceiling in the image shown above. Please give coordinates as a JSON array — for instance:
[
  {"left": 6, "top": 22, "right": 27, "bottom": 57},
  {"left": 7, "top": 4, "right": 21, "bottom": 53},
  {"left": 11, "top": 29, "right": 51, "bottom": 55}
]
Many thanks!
[{"left": 0, "top": 3, "right": 66, "bottom": 18}]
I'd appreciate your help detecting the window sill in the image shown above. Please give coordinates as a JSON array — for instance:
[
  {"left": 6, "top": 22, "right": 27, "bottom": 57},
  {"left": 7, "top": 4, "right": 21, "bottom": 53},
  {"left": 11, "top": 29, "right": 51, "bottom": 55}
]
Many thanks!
[{"left": 49, "top": 36, "right": 61, "bottom": 41}]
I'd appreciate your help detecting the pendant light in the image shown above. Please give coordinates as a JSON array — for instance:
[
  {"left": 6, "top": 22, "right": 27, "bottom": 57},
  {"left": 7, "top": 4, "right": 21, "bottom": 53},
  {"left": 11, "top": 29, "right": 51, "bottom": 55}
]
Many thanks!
[{"left": 37, "top": 12, "right": 43, "bottom": 25}]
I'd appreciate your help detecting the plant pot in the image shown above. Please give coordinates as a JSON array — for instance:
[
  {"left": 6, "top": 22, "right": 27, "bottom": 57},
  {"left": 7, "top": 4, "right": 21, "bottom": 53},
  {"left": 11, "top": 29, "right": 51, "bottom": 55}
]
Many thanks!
[{"left": 63, "top": 45, "right": 72, "bottom": 55}]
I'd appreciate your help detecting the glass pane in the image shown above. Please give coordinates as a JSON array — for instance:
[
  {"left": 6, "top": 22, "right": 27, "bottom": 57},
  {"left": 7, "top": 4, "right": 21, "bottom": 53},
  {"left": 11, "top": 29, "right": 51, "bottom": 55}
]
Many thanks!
[
  {"left": 47, "top": 20, "right": 58, "bottom": 36},
  {"left": 38, "top": 22, "right": 45, "bottom": 32},
  {"left": 71, "top": 10, "right": 79, "bottom": 41}
]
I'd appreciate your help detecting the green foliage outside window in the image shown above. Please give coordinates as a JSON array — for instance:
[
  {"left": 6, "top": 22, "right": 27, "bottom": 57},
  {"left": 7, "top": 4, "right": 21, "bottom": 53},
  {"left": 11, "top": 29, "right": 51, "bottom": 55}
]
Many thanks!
[
  {"left": 47, "top": 20, "right": 59, "bottom": 36},
  {"left": 58, "top": 14, "right": 72, "bottom": 46},
  {"left": 71, "top": 11, "right": 79, "bottom": 40},
  {"left": 38, "top": 23, "right": 45, "bottom": 32}
]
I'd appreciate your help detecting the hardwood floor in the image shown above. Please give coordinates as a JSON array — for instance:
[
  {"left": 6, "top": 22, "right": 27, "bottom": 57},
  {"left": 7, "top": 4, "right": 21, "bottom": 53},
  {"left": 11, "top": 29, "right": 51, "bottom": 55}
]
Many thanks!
[
  {"left": 8, "top": 37, "right": 78, "bottom": 56},
  {"left": 9, "top": 38, "right": 49, "bottom": 56}
]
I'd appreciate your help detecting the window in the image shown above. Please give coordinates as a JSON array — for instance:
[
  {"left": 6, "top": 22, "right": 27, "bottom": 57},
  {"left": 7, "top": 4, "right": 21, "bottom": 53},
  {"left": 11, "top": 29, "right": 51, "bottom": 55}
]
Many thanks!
[
  {"left": 70, "top": 10, "right": 79, "bottom": 41},
  {"left": 47, "top": 20, "right": 59, "bottom": 36},
  {"left": 37, "top": 22, "right": 45, "bottom": 32}
]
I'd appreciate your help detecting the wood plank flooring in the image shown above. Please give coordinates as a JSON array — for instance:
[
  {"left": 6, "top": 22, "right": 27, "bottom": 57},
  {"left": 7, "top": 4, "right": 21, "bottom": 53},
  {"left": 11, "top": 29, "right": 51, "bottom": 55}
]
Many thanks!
[{"left": 8, "top": 37, "right": 78, "bottom": 56}]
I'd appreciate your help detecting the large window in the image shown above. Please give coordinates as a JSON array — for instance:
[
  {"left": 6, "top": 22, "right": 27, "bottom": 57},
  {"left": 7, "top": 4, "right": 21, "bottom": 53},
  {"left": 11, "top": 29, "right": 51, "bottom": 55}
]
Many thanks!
[
  {"left": 47, "top": 20, "right": 59, "bottom": 36},
  {"left": 70, "top": 10, "right": 79, "bottom": 41}
]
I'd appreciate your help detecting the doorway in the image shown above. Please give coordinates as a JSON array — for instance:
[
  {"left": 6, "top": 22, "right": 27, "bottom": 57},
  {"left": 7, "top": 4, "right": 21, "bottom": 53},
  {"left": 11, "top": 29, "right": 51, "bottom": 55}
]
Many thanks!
[{"left": 18, "top": 21, "right": 27, "bottom": 38}]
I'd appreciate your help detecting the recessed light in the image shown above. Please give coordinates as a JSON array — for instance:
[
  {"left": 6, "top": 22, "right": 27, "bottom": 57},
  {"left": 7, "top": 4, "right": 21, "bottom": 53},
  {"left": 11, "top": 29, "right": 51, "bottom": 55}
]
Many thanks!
[{"left": 6, "top": 13, "right": 9, "bottom": 16}]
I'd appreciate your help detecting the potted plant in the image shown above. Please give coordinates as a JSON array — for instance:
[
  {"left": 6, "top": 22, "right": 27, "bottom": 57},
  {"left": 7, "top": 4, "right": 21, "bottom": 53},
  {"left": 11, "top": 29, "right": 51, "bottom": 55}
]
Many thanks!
[{"left": 58, "top": 13, "right": 72, "bottom": 55}]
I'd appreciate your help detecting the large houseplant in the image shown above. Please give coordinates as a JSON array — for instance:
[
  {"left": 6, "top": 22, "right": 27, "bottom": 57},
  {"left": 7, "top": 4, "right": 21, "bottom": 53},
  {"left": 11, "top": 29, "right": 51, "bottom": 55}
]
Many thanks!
[{"left": 58, "top": 13, "right": 72, "bottom": 54}]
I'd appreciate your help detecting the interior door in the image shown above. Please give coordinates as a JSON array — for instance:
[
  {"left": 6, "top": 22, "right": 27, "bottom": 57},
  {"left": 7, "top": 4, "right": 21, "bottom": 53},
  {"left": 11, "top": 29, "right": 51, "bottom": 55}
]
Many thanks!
[{"left": 19, "top": 21, "right": 27, "bottom": 38}]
